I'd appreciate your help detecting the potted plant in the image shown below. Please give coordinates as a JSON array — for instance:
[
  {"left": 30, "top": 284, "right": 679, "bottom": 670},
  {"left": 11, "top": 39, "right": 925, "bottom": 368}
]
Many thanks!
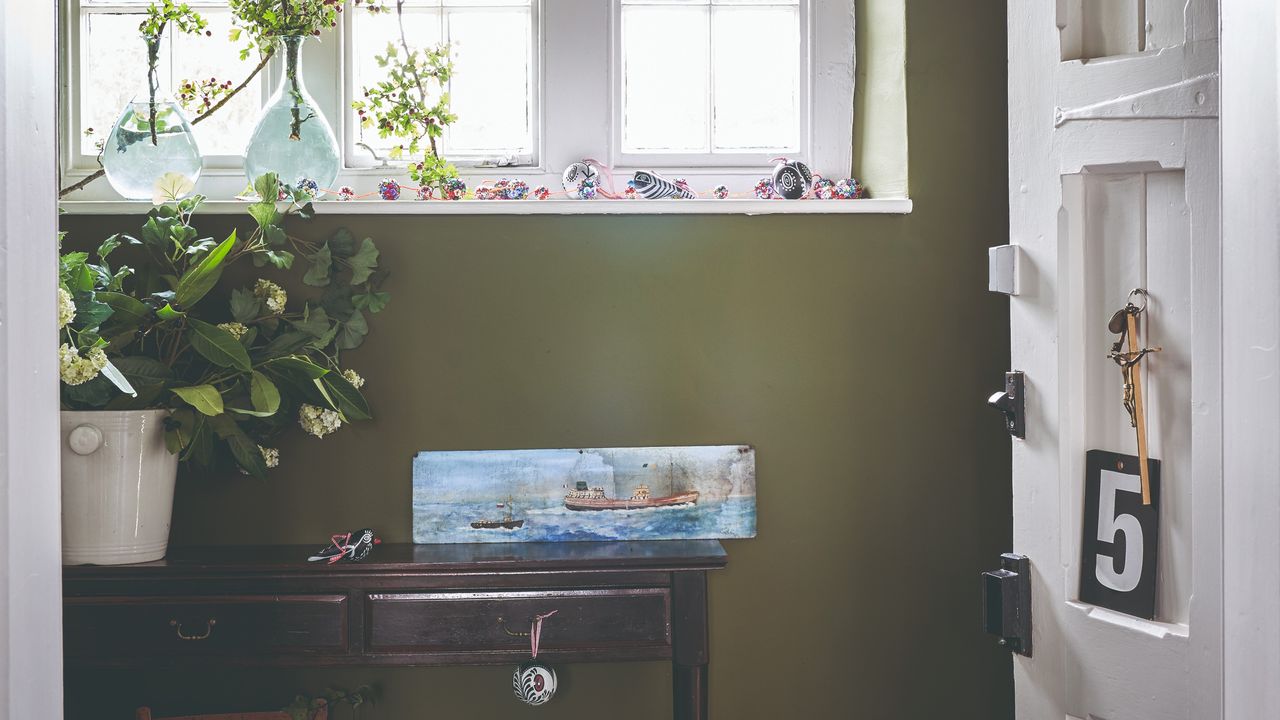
[{"left": 59, "top": 174, "right": 389, "bottom": 565}]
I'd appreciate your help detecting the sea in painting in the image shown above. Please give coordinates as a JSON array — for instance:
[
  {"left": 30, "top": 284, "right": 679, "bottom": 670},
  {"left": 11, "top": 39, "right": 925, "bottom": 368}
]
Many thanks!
[{"left": 412, "top": 445, "right": 756, "bottom": 544}]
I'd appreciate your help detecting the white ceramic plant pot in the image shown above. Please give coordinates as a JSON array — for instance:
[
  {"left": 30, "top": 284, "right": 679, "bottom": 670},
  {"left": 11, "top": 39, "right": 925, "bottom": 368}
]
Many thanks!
[{"left": 61, "top": 409, "right": 178, "bottom": 565}]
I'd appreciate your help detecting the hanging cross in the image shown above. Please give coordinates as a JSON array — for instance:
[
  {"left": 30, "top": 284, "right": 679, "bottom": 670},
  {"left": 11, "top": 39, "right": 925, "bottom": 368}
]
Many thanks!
[{"left": 1107, "top": 289, "right": 1161, "bottom": 505}]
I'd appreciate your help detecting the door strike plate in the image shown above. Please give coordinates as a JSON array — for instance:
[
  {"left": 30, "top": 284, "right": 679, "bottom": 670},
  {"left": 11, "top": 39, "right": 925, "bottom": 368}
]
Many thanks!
[{"left": 982, "top": 553, "right": 1032, "bottom": 657}]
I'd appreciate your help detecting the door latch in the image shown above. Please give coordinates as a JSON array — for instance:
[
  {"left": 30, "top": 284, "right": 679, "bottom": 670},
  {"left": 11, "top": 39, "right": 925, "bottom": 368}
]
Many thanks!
[
  {"left": 982, "top": 553, "right": 1031, "bottom": 657},
  {"left": 987, "top": 371, "right": 1025, "bottom": 439}
]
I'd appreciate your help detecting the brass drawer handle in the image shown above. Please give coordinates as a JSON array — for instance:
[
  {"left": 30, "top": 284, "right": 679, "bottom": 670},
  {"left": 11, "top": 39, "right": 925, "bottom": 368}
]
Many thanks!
[
  {"left": 169, "top": 618, "right": 216, "bottom": 640},
  {"left": 497, "top": 617, "right": 530, "bottom": 638}
]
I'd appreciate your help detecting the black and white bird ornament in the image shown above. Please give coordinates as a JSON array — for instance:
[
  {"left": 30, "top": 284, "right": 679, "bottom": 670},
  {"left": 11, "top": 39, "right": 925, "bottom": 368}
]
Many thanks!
[
  {"left": 512, "top": 660, "right": 558, "bottom": 706},
  {"left": 562, "top": 161, "right": 601, "bottom": 198},
  {"left": 771, "top": 158, "right": 813, "bottom": 199},
  {"left": 511, "top": 610, "right": 559, "bottom": 706},
  {"left": 630, "top": 170, "right": 697, "bottom": 200},
  {"left": 306, "top": 528, "right": 380, "bottom": 564}
]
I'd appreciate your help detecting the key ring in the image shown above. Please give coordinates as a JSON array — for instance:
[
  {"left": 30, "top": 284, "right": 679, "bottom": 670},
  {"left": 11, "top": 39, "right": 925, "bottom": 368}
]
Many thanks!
[{"left": 1125, "top": 287, "right": 1149, "bottom": 314}]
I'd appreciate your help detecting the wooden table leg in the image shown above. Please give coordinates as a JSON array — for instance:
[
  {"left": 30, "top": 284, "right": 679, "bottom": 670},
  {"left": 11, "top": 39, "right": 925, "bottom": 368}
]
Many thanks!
[{"left": 672, "top": 570, "right": 709, "bottom": 720}]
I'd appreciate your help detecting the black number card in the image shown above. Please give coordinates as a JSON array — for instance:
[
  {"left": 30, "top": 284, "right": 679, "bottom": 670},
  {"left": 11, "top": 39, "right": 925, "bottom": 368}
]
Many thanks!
[{"left": 1079, "top": 450, "right": 1161, "bottom": 619}]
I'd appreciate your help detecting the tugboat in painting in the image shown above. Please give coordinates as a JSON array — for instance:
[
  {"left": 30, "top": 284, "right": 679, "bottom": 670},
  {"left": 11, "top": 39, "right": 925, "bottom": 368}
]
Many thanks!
[{"left": 471, "top": 496, "right": 525, "bottom": 530}]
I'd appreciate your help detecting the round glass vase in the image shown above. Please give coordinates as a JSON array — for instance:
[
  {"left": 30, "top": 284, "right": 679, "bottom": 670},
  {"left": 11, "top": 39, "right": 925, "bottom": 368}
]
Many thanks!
[
  {"left": 101, "top": 46, "right": 202, "bottom": 201},
  {"left": 244, "top": 35, "right": 341, "bottom": 192}
]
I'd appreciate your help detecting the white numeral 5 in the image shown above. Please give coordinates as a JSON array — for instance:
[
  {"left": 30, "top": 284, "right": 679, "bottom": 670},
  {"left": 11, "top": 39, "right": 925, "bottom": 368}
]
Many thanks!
[{"left": 1095, "top": 469, "right": 1144, "bottom": 592}]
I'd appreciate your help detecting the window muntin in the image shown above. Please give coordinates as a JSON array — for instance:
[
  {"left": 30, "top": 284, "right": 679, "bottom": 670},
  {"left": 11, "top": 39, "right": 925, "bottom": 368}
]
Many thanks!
[{"left": 618, "top": 0, "right": 802, "bottom": 158}]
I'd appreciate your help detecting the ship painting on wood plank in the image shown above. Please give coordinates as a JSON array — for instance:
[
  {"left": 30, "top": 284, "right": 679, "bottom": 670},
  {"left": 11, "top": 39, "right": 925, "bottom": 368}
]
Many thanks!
[{"left": 412, "top": 445, "right": 756, "bottom": 544}]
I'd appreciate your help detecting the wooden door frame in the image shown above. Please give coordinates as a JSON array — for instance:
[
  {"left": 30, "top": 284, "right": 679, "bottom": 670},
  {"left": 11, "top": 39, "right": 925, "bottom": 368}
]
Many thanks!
[
  {"left": 1221, "top": 1, "right": 1280, "bottom": 718},
  {"left": 0, "top": 0, "right": 64, "bottom": 717}
]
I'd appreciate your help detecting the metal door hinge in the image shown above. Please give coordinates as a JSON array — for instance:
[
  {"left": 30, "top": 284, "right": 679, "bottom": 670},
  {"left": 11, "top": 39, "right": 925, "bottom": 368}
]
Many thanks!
[{"left": 982, "top": 553, "right": 1032, "bottom": 657}]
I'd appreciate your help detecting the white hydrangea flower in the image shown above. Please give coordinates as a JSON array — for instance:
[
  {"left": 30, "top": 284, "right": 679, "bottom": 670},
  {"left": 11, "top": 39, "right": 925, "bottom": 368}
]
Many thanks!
[
  {"left": 254, "top": 279, "right": 287, "bottom": 314},
  {"left": 259, "top": 445, "right": 280, "bottom": 468},
  {"left": 57, "top": 287, "right": 76, "bottom": 329},
  {"left": 217, "top": 322, "right": 249, "bottom": 340},
  {"left": 298, "top": 403, "right": 343, "bottom": 438},
  {"left": 342, "top": 368, "right": 365, "bottom": 389},
  {"left": 58, "top": 344, "right": 108, "bottom": 386}
]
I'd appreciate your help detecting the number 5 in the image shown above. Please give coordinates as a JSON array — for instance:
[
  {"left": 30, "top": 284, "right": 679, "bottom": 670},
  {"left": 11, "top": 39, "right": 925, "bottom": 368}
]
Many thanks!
[{"left": 1095, "top": 469, "right": 1144, "bottom": 592}]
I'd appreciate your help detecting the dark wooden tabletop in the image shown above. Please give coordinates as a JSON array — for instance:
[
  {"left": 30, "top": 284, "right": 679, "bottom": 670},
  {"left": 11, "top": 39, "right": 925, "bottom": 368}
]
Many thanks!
[{"left": 63, "top": 540, "right": 728, "bottom": 578}]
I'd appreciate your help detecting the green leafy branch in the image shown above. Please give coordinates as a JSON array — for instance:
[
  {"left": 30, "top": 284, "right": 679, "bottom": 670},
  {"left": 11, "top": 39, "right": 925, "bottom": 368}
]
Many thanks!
[
  {"left": 351, "top": 0, "right": 458, "bottom": 191},
  {"left": 59, "top": 174, "right": 390, "bottom": 479}
]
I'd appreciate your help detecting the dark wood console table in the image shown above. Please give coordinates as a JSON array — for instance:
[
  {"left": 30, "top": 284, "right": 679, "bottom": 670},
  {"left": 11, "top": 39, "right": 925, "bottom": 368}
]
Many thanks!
[{"left": 63, "top": 540, "right": 727, "bottom": 720}]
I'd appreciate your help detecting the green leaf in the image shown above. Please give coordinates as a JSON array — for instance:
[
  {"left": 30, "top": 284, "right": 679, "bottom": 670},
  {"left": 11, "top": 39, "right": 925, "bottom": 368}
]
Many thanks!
[
  {"left": 99, "top": 360, "right": 138, "bottom": 397},
  {"left": 348, "top": 238, "right": 380, "bottom": 285},
  {"left": 188, "top": 318, "right": 252, "bottom": 371},
  {"left": 156, "top": 303, "right": 185, "bottom": 321},
  {"left": 96, "top": 291, "right": 150, "bottom": 327},
  {"left": 63, "top": 375, "right": 112, "bottom": 407},
  {"left": 263, "top": 224, "right": 287, "bottom": 248},
  {"left": 256, "top": 330, "right": 313, "bottom": 359},
  {"left": 302, "top": 242, "right": 332, "bottom": 287},
  {"left": 72, "top": 298, "right": 114, "bottom": 329},
  {"left": 111, "top": 356, "right": 173, "bottom": 385},
  {"left": 247, "top": 201, "right": 280, "bottom": 229},
  {"left": 264, "top": 355, "right": 329, "bottom": 379},
  {"left": 335, "top": 309, "right": 369, "bottom": 350},
  {"left": 249, "top": 370, "right": 280, "bottom": 414},
  {"left": 298, "top": 201, "right": 316, "bottom": 220},
  {"left": 253, "top": 172, "right": 279, "bottom": 200},
  {"left": 293, "top": 305, "right": 331, "bottom": 338},
  {"left": 208, "top": 413, "right": 267, "bottom": 479},
  {"left": 265, "top": 249, "right": 294, "bottom": 269},
  {"left": 351, "top": 291, "right": 391, "bottom": 314},
  {"left": 321, "top": 370, "right": 371, "bottom": 421},
  {"left": 174, "top": 230, "right": 236, "bottom": 308},
  {"left": 230, "top": 287, "right": 260, "bottom": 323},
  {"left": 96, "top": 233, "right": 139, "bottom": 260},
  {"left": 171, "top": 384, "right": 224, "bottom": 416},
  {"left": 328, "top": 228, "right": 357, "bottom": 257}
]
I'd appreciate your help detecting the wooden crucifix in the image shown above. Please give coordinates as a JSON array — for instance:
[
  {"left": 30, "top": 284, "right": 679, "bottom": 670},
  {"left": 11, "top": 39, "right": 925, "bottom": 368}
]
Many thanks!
[{"left": 1107, "top": 289, "right": 1161, "bottom": 505}]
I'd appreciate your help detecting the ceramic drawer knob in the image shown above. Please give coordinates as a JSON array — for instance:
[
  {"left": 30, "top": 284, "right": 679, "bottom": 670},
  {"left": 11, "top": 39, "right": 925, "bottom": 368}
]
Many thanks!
[{"left": 68, "top": 424, "right": 103, "bottom": 455}]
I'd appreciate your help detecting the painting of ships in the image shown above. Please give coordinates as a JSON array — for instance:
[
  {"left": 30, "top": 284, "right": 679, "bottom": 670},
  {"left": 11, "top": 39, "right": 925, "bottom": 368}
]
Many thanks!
[
  {"left": 471, "top": 496, "right": 524, "bottom": 530},
  {"left": 564, "top": 481, "right": 700, "bottom": 511}
]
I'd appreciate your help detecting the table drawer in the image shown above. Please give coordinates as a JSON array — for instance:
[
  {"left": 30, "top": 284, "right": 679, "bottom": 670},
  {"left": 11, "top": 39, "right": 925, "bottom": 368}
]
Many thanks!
[
  {"left": 367, "top": 589, "right": 670, "bottom": 653},
  {"left": 64, "top": 594, "right": 348, "bottom": 659}
]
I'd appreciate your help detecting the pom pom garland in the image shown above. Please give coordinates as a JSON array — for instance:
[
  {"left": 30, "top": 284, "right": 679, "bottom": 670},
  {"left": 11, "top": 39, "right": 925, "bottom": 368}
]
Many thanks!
[
  {"left": 712, "top": 184, "right": 729, "bottom": 199},
  {"left": 377, "top": 179, "right": 401, "bottom": 201},
  {"left": 415, "top": 186, "right": 434, "bottom": 201},
  {"left": 337, "top": 186, "right": 355, "bottom": 202},
  {"left": 295, "top": 177, "right": 319, "bottom": 199},
  {"left": 754, "top": 178, "right": 775, "bottom": 199},
  {"left": 442, "top": 177, "right": 467, "bottom": 201},
  {"left": 532, "top": 185, "right": 551, "bottom": 200}
]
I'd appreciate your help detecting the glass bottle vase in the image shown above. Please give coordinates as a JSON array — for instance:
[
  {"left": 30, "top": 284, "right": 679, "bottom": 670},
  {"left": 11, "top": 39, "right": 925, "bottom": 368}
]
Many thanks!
[
  {"left": 101, "top": 43, "right": 202, "bottom": 201},
  {"left": 244, "top": 36, "right": 341, "bottom": 193}
]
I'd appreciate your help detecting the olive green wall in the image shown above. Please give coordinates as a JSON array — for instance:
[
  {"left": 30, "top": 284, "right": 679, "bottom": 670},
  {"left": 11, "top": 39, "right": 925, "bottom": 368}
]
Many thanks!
[{"left": 63, "top": 1, "right": 1011, "bottom": 717}]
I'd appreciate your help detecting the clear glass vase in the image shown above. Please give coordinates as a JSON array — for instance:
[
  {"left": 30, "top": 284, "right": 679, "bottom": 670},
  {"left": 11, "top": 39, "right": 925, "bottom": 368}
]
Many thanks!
[
  {"left": 101, "top": 45, "right": 202, "bottom": 201},
  {"left": 244, "top": 35, "right": 341, "bottom": 192}
]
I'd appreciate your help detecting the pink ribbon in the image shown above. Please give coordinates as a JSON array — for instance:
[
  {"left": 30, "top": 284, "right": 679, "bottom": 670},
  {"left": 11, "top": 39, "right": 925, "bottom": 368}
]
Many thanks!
[{"left": 530, "top": 610, "right": 558, "bottom": 659}]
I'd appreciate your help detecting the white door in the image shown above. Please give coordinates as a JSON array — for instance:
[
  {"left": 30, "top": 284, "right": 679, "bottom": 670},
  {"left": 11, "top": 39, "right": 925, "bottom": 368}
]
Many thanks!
[{"left": 1006, "top": 2, "right": 1220, "bottom": 719}]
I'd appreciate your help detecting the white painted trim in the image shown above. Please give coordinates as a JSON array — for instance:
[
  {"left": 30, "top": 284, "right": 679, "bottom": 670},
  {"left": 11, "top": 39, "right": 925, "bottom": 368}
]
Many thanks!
[
  {"left": 58, "top": 197, "right": 912, "bottom": 216},
  {"left": 1221, "top": 0, "right": 1280, "bottom": 717},
  {"left": 1, "top": 0, "right": 64, "bottom": 716}
]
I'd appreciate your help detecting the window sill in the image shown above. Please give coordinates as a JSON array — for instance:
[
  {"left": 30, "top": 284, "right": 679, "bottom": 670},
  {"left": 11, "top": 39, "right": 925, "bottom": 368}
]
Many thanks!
[{"left": 58, "top": 197, "right": 912, "bottom": 216}]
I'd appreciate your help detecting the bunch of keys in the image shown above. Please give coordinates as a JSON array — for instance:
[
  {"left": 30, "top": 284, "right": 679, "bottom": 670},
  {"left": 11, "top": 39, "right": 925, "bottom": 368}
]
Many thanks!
[{"left": 1107, "top": 288, "right": 1162, "bottom": 505}]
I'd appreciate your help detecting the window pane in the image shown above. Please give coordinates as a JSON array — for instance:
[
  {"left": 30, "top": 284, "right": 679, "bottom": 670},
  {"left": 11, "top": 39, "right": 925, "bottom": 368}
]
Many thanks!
[
  {"left": 351, "top": 8, "right": 444, "bottom": 154},
  {"left": 711, "top": 5, "right": 799, "bottom": 151},
  {"left": 172, "top": 11, "right": 262, "bottom": 156},
  {"left": 445, "top": 8, "right": 532, "bottom": 155},
  {"left": 82, "top": 12, "right": 151, "bottom": 155},
  {"left": 622, "top": 5, "right": 710, "bottom": 152}
]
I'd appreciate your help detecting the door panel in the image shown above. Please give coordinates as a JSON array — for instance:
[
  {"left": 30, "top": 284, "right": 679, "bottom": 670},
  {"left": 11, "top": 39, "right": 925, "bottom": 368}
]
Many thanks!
[{"left": 1007, "top": 1, "right": 1220, "bottom": 718}]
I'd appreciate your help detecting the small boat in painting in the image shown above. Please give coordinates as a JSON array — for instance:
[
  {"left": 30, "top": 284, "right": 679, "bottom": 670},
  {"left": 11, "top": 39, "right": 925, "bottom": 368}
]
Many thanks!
[
  {"left": 563, "top": 481, "right": 700, "bottom": 511},
  {"left": 471, "top": 496, "right": 525, "bottom": 530}
]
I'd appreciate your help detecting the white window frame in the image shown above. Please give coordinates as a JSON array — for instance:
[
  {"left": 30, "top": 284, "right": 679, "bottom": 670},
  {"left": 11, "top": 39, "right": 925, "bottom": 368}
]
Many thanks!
[
  {"left": 341, "top": 0, "right": 541, "bottom": 170},
  {"left": 609, "top": 0, "right": 811, "bottom": 169},
  {"left": 60, "top": 0, "right": 871, "bottom": 213}
]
